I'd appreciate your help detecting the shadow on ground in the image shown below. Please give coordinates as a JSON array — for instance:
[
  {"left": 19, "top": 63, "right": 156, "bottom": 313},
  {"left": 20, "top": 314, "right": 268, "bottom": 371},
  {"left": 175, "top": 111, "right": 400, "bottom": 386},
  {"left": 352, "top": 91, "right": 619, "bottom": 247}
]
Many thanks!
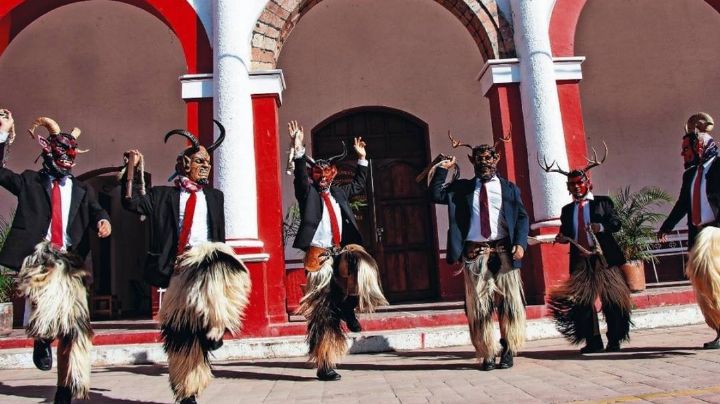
[
  {"left": 0, "top": 382, "right": 165, "bottom": 403},
  {"left": 521, "top": 346, "right": 698, "bottom": 360}
]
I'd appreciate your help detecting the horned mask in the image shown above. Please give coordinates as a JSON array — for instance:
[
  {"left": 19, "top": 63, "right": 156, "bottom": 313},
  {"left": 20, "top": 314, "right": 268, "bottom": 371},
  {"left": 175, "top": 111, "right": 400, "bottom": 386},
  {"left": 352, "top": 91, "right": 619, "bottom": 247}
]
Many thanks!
[
  {"left": 448, "top": 132, "right": 510, "bottom": 181},
  {"left": 537, "top": 142, "right": 608, "bottom": 199},
  {"left": 28, "top": 117, "right": 86, "bottom": 178},
  {"left": 165, "top": 120, "right": 225, "bottom": 185},
  {"left": 306, "top": 141, "right": 347, "bottom": 191}
]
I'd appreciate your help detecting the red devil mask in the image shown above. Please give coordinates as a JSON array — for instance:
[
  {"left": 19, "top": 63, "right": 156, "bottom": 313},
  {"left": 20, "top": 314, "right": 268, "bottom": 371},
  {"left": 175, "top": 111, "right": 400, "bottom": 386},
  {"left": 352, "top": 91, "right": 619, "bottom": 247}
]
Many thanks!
[
  {"left": 308, "top": 141, "right": 347, "bottom": 191},
  {"left": 538, "top": 141, "right": 607, "bottom": 200},
  {"left": 566, "top": 171, "right": 592, "bottom": 199}
]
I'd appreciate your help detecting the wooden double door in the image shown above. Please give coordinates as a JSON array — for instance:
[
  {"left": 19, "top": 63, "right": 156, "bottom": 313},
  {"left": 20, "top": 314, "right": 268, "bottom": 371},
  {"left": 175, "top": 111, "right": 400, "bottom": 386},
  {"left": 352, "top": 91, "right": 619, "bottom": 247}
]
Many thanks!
[{"left": 312, "top": 107, "right": 439, "bottom": 303}]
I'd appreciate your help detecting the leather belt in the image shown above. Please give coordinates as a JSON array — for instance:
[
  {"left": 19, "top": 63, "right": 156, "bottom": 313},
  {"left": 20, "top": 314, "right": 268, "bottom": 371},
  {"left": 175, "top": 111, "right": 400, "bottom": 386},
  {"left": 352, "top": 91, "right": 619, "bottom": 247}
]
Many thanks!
[{"left": 462, "top": 238, "right": 509, "bottom": 260}]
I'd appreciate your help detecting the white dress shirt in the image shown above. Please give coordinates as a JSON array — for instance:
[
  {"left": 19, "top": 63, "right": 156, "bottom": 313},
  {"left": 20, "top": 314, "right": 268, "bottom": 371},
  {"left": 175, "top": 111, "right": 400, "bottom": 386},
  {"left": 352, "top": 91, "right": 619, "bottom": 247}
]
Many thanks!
[
  {"left": 467, "top": 176, "right": 508, "bottom": 242},
  {"left": 44, "top": 176, "right": 73, "bottom": 249},
  {"left": 690, "top": 156, "right": 716, "bottom": 226},
  {"left": 178, "top": 189, "right": 209, "bottom": 247},
  {"left": 311, "top": 191, "right": 344, "bottom": 248},
  {"left": 0, "top": 130, "right": 8, "bottom": 143}
]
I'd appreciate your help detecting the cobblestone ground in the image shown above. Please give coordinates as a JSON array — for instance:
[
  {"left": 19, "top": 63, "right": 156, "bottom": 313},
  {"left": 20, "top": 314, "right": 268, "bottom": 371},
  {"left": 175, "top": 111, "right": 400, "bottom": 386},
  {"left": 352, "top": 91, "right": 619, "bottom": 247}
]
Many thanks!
[{"left": 1, "top": 324, "right": 720, "bottom": 403}]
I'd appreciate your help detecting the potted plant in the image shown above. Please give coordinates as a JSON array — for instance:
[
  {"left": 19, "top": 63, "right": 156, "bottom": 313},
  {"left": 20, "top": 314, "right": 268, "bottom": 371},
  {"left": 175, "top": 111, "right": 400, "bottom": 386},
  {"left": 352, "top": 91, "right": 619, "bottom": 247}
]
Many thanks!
[
  {"left": 611, "top": 186, "right": 672, "bottom": 292},
  {"left": 0, "top": 211, "right": 14, "bottom": 335}
]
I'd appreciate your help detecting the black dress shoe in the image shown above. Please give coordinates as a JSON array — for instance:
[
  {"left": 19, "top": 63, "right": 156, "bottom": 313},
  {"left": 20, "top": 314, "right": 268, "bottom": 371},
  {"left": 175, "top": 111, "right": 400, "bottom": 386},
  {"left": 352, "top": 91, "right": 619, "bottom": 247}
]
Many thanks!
[
  {"left": 53, "top": 386, "right": 72, "bottom": 404},
  {"left": 703, "top": 339, "right": 720, "bottom": 349},
  {"left": 33, "top": 339, "right": 53, "bottom": 371},
  {"left": 317, "top": 367, "right": 342, "bottom": 381},
  {"left": 498, "top": 339, "right": 513, "bottom": 369},
  {"left": 481, "top": 359, "right": 496, "bottom": 371},
  {"left": 605, "top": 341, "right": 621, "bottom": 352}
]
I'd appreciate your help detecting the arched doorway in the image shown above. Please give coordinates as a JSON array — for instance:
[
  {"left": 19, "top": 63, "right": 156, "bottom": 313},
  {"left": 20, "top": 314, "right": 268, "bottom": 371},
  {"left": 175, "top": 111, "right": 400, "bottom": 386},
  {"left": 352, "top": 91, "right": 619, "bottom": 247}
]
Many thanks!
[{"left": 312, "top": 107, "right": 439, "bottom": 302}]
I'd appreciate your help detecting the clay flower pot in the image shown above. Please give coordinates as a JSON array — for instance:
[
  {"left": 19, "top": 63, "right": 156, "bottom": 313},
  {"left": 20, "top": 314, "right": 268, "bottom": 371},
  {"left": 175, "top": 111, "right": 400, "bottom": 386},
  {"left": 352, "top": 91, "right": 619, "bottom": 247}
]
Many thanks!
[{"left": 621, "top": 260, "right": 646, "bottom": 292}]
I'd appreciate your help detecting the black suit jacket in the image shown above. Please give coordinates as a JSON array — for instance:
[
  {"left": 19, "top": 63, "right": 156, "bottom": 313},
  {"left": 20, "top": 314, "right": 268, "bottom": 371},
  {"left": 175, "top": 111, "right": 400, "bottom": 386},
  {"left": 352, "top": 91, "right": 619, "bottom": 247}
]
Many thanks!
[
  {"left": 559, "top": 196, "right": 626, "bottom": 270},
  {"left": 428, "top": 168, "right": 529, "bottom": 266},
  {"left": 660, "top": 157, "right": 720, "bottom": 246},
  {"left": 121, "top": 183, "right": 225, "bottom": 287},
  {"left": 292, "top": 156, "right": 368, "bottom": 251},
  {"left": 0, "top": 168, "right": 110, "bottom": 270}
]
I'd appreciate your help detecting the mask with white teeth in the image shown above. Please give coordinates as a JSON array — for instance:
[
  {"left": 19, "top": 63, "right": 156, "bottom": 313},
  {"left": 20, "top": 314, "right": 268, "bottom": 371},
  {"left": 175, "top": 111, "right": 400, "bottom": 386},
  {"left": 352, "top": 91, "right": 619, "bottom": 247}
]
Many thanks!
[
  {"left": 27, "top": 117, "right": 86, "bottom": 178},
  {"left": 164, "top": 120, "right": 225, "bottom": 186}
]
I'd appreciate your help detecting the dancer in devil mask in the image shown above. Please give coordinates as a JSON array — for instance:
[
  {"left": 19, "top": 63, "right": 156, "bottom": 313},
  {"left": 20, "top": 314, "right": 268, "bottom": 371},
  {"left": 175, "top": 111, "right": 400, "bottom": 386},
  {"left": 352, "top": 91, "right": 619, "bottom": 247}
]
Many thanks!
[
  {"left": 287, "top": 120, "right": 387, "bottom": 381},
  {"left": 428, "top": 133, "right": 529, "bottom": 371},
  {"left": 658, "top": 113, "right": 720, "bottom": 349},
  {"left": 0, "top": 111, "right": 111, "bottom": 404},
  {"left": 539, "top": 144, "right": 632, "bottom": 354},
  {"left": 121, "top": 121, "right": 251, "bottom": 404}
]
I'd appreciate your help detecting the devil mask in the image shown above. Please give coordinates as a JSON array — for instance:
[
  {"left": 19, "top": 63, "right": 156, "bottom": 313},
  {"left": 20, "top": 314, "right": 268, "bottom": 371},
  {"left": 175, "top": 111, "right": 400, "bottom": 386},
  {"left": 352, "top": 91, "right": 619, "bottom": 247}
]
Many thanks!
[
  {"left": 683, "top": 113, "right": 717, "bottom": 169},
  {"left": 566, "top": 170, "right": 592, "bottom": 199},
  {"left": 447, "top": 132, "right": 510, "bottom": 182},
  {"left": 28, "top": 117, "right": 86, "bottom": 178},
  {"left": 165, "top": 120, "right": 225, "bottom": 185},
  {"left": 307, "top": 141, "right": 347, "bottom": 191},
  {"left": 538, "top": 142, "right": 607, "bottom": 200}
]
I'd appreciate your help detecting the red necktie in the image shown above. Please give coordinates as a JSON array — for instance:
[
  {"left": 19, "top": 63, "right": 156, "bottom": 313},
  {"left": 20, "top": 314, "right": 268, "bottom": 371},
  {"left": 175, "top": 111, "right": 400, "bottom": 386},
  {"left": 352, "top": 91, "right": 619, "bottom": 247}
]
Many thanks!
[
  {"left": 50, "top": 179, "right": 63, "bottom": 249},
  {"left": 479, "top": 181, "right": 491, "bottom": 239},
  {"left": 320, "top": 191, "right": 341, "bottom": 247},
  {"left": 692, "top": 164, "right": 704, "bottom": 226},
  {"left": 177, "top": 191, "right": 197, "bottom": 255},
  {"left": 577, "top": 200, "right": 590, "bottom": 249}
]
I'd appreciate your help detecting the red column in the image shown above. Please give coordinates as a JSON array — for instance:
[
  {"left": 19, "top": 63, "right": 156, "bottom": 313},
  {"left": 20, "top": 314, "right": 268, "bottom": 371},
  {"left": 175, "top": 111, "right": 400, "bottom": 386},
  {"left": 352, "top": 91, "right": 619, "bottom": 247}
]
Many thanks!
[{"left": 231, "top": 93, "right": 288, "bottom": 337}]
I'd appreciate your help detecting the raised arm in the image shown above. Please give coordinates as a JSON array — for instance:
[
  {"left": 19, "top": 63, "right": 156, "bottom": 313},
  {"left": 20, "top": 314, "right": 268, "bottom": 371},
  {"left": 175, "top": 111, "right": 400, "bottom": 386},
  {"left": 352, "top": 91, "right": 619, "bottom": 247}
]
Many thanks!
[
  {"left": 0, "top": 109, "right": 22, "bottom": 194},
  {"left": 120, "top": 149, "right": 154, "bottom": 216},
  {"left": 289, "top": 121, "right": 312, "bottom": 204},
  {"left": 427, "top": 157, "right": 457, "bottom": 205}
]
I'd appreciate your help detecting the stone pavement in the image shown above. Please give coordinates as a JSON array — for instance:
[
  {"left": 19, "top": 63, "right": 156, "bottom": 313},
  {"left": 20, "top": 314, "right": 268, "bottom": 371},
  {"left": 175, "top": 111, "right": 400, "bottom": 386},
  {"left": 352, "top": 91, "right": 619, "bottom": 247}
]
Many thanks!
[{"left": 2, "top": 323, "right": 720, "bottom": 403}]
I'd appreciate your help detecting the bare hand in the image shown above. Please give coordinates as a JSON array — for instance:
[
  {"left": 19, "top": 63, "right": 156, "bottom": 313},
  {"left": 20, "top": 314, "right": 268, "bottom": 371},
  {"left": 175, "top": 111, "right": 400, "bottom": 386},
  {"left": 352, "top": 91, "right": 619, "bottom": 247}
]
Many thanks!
[
  {"left": 657, "top": 231, "right": 668, "bottom": 242},
  {"left": 97, "top": 219, "right": 112, "bottom": 238},
  {"left": 288, "top": 120, "right": 304, "bottom": 148},
  {"left": 124, "top": 149, "right": 143, "bottom": 166},
  {"left": 0, "top": 109, "right": 14, "bottom": 139},
  {"left": 354, "top": 136, "right": 367, "bottom": 159},
  {"left": 590, "top": 223, "right": 602, "bottom": 233},
  {"left": 554, "top": 233, "right": 569, "bottom": 244},
  {"left": 512, "top": 245, "right": 524, "bottom": 260},
  {"left": 439, "top": 156, "right": 457, "bottom": 170}
]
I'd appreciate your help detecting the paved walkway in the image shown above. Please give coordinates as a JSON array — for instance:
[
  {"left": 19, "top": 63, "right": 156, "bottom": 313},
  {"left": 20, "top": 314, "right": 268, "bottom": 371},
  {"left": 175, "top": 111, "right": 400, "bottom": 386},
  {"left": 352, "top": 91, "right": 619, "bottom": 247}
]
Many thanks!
[{"left": 1, "top": 324, "right": 720, "bottom": 403}]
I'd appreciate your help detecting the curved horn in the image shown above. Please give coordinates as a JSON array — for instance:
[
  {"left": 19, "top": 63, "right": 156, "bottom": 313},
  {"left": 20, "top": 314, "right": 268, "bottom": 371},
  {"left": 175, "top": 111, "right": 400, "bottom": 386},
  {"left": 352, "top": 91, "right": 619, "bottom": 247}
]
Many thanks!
[
  {"left": 27, "top": 117, "right": 60, "bottom": 139},
  {"left": 327, "top": 140, "right": 348, "bottom": 164},
  {"left": 206, "top": 119, "right": 226, "bottom": 153},
  {"left": 70, "top": 127, "right": 81, "bottom": 139},
  {"left": 164, "top": 129, "right": 200, "bottom": 151}
]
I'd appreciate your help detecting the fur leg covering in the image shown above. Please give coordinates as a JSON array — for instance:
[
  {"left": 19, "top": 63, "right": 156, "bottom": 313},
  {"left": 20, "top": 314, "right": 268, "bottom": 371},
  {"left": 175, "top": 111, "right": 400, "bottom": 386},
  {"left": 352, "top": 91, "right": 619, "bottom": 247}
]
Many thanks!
[
  {"left": 298, "top": 258, "right": 347, "bottom": 370},
  {"left": 17, "top": 242, "right": 93, "bottom": 399},
  {"left": 548, "top": 257, "right": 632, "bottom": 344},
  {"left": 159, "top": 242, "right": 251, "bottom": 401},
  {"left": 463, "top": 254, "right": 498, "bottom": 361},
  {"left": 338, "top": 244, "right": 388, "bottom": 313},
  {"left": 495, "top": 258, "right": 526, "bottom": 355},
  {"left": 687, "top": 227, "right": 720, "bottom": 331}
]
